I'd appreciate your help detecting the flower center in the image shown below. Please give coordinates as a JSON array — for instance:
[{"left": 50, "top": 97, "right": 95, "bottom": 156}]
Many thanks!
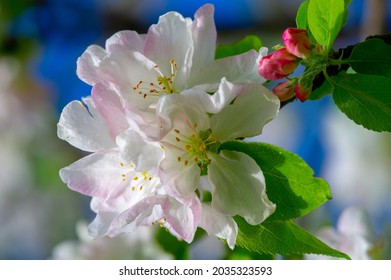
[
  {"left": 132, "top": 59, "right": 178, "bottom": 99},
  {"left": 119, "top": 162, "right": 156, "bottom": 192},
  {"left": 173, "top": 127, "right": 218, "bottom": 171}
]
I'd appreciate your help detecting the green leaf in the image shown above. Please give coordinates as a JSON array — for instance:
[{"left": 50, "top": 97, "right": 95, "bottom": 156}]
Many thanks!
[
  {"left": 346, "top": 38, "right": 391, "bottom": 78},
  {"left": 309, "top": 78, "right": 333, "bottom": 100},
  {"left": 331, "top": 73, "right": 391, "bottom": 132},
  {"left": 220, "top": 141, "right": 331, "bottom": 221},
  {"left": 227, "top": 246, "right": 273, "bottom": 260},
  {"left": 296, "top": 0, "right": 309, "bottom": 29},
  {"left": 215, "top": 35, "right": 262, "bottom": 60},
  {"left": 307, "top": 0, "right": 345, "bottom": 50},
  {"left": 235, "top": 217, "right": 350, "bottom": 259}
]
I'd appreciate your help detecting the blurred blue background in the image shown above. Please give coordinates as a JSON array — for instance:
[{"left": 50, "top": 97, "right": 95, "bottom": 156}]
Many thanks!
[{"left": 1, "top": 0, "right": 391, "bottom": 259}]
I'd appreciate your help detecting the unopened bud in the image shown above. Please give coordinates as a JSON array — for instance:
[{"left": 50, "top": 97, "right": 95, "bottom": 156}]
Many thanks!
[
  {"left": 295, "top": 80, "right": 312, "bottom": 102},
  {"left": 258, "top": 48, "right": 299, "bottom": 80},
  {"left": 272, "top": 80, "right": 297, "bottom": 101},
  {"left": 282, "top": 28, "right": 311, "bottom": 59}
]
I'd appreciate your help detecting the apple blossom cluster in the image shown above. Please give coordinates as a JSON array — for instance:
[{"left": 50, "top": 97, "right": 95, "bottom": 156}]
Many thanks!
[
  {"left": 258, "top": 28, "right": 315, "bottom": 102},
  {"left": 57, "top": 4, "right": 280, "bottom": 249}
]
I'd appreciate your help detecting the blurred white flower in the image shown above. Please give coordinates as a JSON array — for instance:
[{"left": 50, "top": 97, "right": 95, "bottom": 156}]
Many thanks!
[
  {"left": 51, "top": 221, "right": 172, "bottom": 260},
  {"left": 323, "top": 107, "right": 391, "bottom": 218},
  {"left": 306, "top": 206, "right": 374, "bottom": 260},
  {"left": 0, "top": 57, "right": 84, "bottom": 259}
]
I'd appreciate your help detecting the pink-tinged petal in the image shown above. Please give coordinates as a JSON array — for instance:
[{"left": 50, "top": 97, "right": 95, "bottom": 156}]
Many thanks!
[
  {"left": 105, "top": 30, "right": 146, "bottom": 53},
  {"left": 78, "top": 45, "right": 159, "bottom": 90},
  {"left": 59, "top": 152, "right": 127, "bottom": 198},
  {"left": 107, "top": 49, "right": 159, "bottom": 89},
  {"left": 98, "top": 194, "right": 201, "bottom": 243},
  {"left": 189, "top": 49, "right": 266, "bottom": 90},
  {"left": 159, "top": 151, "right": 200, "bottom": 197},
  {"left": 88, "top": 209, "right": 118, "bottom": 238},
  {"left": 210, "top": 83, "right": 280, "bottom": 142},
  {"left": 62, "top": 151, "right": 160, "bottom": 215},
  {"left": 89, "top": 179, "right": 160, "bottom": 216},
  {"left": 76, "top": 45, "right": 108, "bottom": 85},
  {"left": 190, "top": 4, "right": 216, "bottom": 76},
  {"left": 92, "top": 82, "right": 128, "bottom": 138},
  {"left": 162, "top": 195, "right": 202, "bottom": 243},
  {"left": 116, "top": 129, "right": 163, "bottom": 171},
  {"left": 144, "top": 11, "right": 193, "bottom": 87},
  {"left": 208, "top": 150, "right": 276, "bottom": 225},
  {"left": 57, "top": 99, "right": 114, "bottom": 152},
  {"left": 123, "top": 105, "right": 163, "bottom": 141},
  {"left": 199, "top": 203, "right": 238, "bottom": 249}
]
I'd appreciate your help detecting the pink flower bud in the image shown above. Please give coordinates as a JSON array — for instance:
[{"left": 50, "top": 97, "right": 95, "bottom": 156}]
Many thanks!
[
  {"left": 282, "top": 28, "right": 311, "bottom": 59},
  {"left": 272, "top": 80, "right": 297, "bottom": 101},
  {"left": 258, "top": 48, "right": 299, "bottom": 80},
  {"left": 295, "top": 80, "right": 312, "bottom": 102}
]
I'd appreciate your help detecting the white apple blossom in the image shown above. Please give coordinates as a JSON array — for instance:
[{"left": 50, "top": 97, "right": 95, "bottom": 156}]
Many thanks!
[
  {"left": 58, "top": 97, "right": 201, "bottom": 244},
  {"left": 76, "top": 4, "right": 266, "bottom": 139},
  {"left": 155, "top": 79, "right": 279, "bottom": 233}
]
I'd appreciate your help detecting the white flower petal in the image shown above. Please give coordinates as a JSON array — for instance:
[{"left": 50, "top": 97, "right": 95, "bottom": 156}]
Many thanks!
[
  {"left": 189, "top": 49, "right": 266, "bottom": 90},
  {"left": 196, "top": 78, "right": 242, "bottom": 114},
  {"left": 208, "top": 150, "right": 276, "bottom": 225},
  {"left": 116, "top": 129, "right": 163, "bottom": 171},
  {"left": 97, "top": 195, "right": 201, "bottom": 243},
  {"left": 76, "top": 45, "right": 108, "bottom": 85},
  {"left": 78, "top": 44, "right": 159, "bottom": 91},
  {"left": 211, "top": 83, "right": 280, "bottom": 142},
  {"left": 57, "top": 99, "right": 114, "bottom": 152},
  {"left": 105, "top": 30, "right": 146, "bottom": 53},
  {"left": 88, "top": 210, "right": 118, "bottom": 238},
  {"left": 199, "top": 203, "right": 238, "bottom": 249},
  {"left": 189, "top": 4, "right": 216, "bottom": 78},
  {"left": 59, "top": 152, "right": 126, "bottom": 198},
  {"left": 159, "top": 152, "right": 200, "bottom": 197},
  {"left": 144, "top": 11, "right": 193, "bottom": 88},
  {"left": 91, "top": 82, "right": 128, "bottom": 138},
  {"left": 157, "top": 93, "right": 210, "bottom": 137}
]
